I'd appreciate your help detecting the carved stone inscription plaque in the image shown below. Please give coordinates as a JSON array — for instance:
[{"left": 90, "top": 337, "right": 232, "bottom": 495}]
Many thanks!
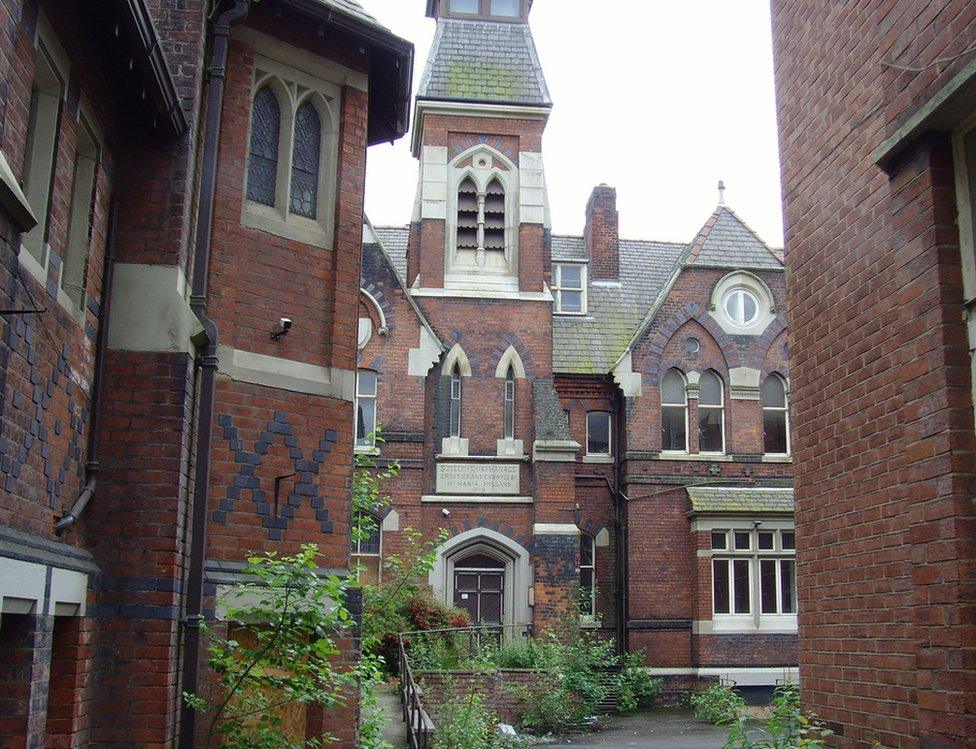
[{"left": 436, "top": 463, "right": 520, "bottom": 495}]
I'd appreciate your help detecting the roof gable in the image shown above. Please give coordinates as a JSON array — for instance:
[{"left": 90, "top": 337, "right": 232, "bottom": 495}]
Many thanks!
[{"left": 686, "top": 206, "right": 783, "bottom": 271}]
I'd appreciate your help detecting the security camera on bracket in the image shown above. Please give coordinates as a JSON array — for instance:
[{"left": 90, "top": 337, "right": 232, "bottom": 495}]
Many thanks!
[{"left": 271, "top": 318, "right": 292, "bottom": 341}]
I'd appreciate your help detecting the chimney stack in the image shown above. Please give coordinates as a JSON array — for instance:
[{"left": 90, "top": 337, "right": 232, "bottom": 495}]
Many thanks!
[{"left": 584, "top": 184, "right": 619, "bottom": 280}]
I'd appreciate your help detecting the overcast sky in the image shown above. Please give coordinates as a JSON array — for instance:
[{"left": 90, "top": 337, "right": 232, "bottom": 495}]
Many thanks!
[{"left": 362, "top": 1, "right": 784, "bottom": 247}]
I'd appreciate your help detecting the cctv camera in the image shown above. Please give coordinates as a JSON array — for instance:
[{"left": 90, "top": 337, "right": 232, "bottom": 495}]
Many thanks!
[
  {"left": 442, "top": 508, "right": 451, "bottom": 517},
  {"left": 281, "top": 318, "right": 292, "bottom": 331}
]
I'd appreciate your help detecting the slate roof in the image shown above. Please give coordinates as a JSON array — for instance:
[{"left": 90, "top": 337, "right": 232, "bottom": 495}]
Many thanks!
[
  {"left": 314, "top": 0, "right": 390, "bottom": 31},
  {"left": 373, "top": 225, "right": 409, "bottom": 282},
  {"left": 686, "top": 207, "right": 782, "bottom": 270},
  {"left": 366, "top": 202, "right": 782, "bottom": 377},
  {"left": 417, "top": 19, "right": 551, "bottom": 106},
  {"left": 552, "top": 238, "right": 686, "bottom": 374},
  {"left": 687, "top": 487, "right": 794, "bottom": 515}
]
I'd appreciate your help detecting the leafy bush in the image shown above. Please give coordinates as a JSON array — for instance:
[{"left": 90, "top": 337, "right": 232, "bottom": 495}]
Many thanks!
[
  {"left": 183, "top": 545, "right": 355, "bottom": 749},
  {"left": 616, "top": 651, "right": 663, "bottom": 713},
  {"left": 725, "top": 684, "right": 833, "bottom": 749},
  {"left": 431, "top": 692, "right": 517, "bottom": 749},
  {"left": 691, "top": 683, "right": 747, "bottom": 725}
]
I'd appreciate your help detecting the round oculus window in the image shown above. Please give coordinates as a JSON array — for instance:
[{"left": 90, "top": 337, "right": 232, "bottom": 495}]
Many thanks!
[{"left": 723, "top": 289, "right": 759, "bottom": 326}]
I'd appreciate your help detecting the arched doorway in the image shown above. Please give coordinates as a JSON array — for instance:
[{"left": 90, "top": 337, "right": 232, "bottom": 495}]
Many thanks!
[
  {"left": 452, "top": 551, "right": 506, "bottom": 626},
  {"left": 429, "top": 528, "right": 532, "bottom": 628}
]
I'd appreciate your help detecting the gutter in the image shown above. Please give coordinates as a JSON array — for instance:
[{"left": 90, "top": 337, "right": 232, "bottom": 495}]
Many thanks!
[
  {"left": 178, "top": 3, "right": 250, "bottom": 747},
  {"left": 54, "top": 202, "right": 119, "bottom": 535}
]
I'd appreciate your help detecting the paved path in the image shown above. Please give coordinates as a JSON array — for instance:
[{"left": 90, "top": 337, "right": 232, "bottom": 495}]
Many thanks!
[
  {"left": 378, "top": 683, "right": 408, "bottom": 749},
  {"left": 540, "top": 709, "right": 729, "bottom": 748}
]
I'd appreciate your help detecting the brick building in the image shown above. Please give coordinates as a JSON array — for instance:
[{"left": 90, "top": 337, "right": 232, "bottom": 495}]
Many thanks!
[
  {"left": 772, "top": 2, "right": 976, "bottom": 747},
  {"left": 359, "top": 0, "right": 797, "bottom": 690},
  {"left": 0, "top": 0, "right": 411, "bottom": 746}
]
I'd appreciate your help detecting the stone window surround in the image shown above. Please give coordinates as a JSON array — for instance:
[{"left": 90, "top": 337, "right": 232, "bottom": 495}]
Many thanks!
[
  {"left": 585, "top": 410, "right": 612, "bottom": 460},
  {"left": 16, "top": 12, "right": 99, "bottom": 327},
  {"left": 444, "top": 145, "right": 520, "bottom": 290},
  {"left": 552, "top": 261, "right": 588, "bottom": 315},
  {"left": 693, "top": 518, "right": 797, "bottom": 635},
  {"left": 242, "top": 53, "right": 341, "bottom": 250},
  {"left": 708, "top": 271, "right": 777, "bottom": 337},
  {"left": 952, "top": 114, "right": 976, "bottom": 404}
]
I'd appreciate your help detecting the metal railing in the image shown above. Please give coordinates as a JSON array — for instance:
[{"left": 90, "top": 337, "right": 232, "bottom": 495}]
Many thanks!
[{"left": 397, "top": 623, "right": 533, "bottom": 749}]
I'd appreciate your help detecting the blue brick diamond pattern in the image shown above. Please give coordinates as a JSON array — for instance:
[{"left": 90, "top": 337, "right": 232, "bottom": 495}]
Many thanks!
[
  {"left": 0, "top": 320, "right": 86, "bottom": 507},
  {"left": 214, "top": 411, "right": 337, "bottom": 540}
]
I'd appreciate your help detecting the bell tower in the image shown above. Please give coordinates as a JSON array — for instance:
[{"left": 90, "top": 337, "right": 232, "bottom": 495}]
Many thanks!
[{"left": 406, "top": 0, "right": 552, "bottom": 296}]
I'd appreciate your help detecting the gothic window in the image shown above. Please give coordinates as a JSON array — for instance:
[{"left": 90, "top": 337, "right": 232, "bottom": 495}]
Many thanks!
[
  {"left": 355, "top": 370, "right": 377, "bottom": 448},
  {"left": 661, "top": 369, "right": 688, "bottom": 451},
  {"left": 762, "top": 374, "right": 790, "bottom": 454},
  {"left": 450, "top": 364, "right": 463, "bottom": 438},
  {"left": 455, "top": 176, "right": 506, "bottom": 268},
  {"left": 247, "top": 86, "right": 280, "bottom": 207},
  {"left": 504, "top": 365, "right": 516, "bottom": 440},
  {"left": 289, "top": 101, "right": 321, "bottom": 219},
  {"left": 579, "top": 533, "right": 596, "bottom": 617},
  {"left": 699, "top": 370, "right": 725, "bottom": 453},
  {"left": 457, "top": 177, "right": 478, "bottom": 253}
]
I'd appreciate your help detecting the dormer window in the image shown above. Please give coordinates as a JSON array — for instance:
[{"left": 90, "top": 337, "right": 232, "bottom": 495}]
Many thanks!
[
  {"left": 552, "top": 264, "right": 586, "bottom": 314},
  {"left": 444, "top": 0, "right": 525, "bottom": 20}
]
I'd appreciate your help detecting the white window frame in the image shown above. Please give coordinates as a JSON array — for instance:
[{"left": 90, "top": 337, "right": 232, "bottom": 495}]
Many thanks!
[
  {"left": 762, "top": 374, "right": 791, "bottom": 456},
  {"left": 355, "top": 370, "right": 378, "bottom": 451},
  {"left": 952, "top": 115, "right": 976, "bottom": 413},
  {"left": 661, "top": 369, "right": 689, "bottom": 454},
  {"left": 242, "top": 55, "right": 340, "bottom": 250},
  {"left": 450, "top": 364, "right": 463, "bottom": 438},
  {"left": 503, "top": 365, "right": 516, "bottom": 440},
  {"left": 698, "top": 370, "right": 726, "bottom": 455},
  {"left": 585, "top": 411, "right": 612, "bottom": 457},
  {"left": 579, "top": 532, "right": 597, "bottom": 618},
  {"left": 552, "top": 262, "right": 587, "bottom": 315},
  {"left": 708, "top": 526, "right": 797, "bottom": 630},
  {"left": 351, "top": 513, "right": 383, "bottom": 583}
]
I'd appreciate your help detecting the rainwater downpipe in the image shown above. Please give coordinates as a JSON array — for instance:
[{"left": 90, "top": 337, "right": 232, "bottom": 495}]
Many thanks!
[
  {"left": 179, "top": 2, "right": 249, "bottom": 747},
  {"left": 53, "top": 201, "right": 119, "bottom": 534}
]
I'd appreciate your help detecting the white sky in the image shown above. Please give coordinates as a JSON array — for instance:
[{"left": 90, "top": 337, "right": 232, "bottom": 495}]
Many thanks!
[{"left": 362, "top": 1, "right": 784, "bottom": 247}]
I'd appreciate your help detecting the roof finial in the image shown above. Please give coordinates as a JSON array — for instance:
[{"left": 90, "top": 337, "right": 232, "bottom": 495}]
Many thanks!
[{"left": 718, "top": 180, "right": 727, "bottom": 207}]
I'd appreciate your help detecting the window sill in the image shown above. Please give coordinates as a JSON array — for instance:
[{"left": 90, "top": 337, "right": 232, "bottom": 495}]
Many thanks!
[
  {"left": 579, "top": 615, "right": 602, "bottom": 629},
  {"left": 355, "top": 445, "right": 379, "bottom": 455},
  {"left": 697, "top": 615, "right": 798, "bottom": 635},
  {"left": 554, "top": 310, "right": 588, "bottom": 317},
  {"left": 18, "top": 242, "right": 87, "bottom": 327},
  {"left": 655, "top": 452, "right": 732, "bottom": 462},
  {"left": 582, "top": 454, "right": 613, "bottom": 464},
  {"left": 243, "top": 203, "right": 333, "bottom": 250},
  {"left": 761, "top": 454, "right": 792, "bottom": 463}
]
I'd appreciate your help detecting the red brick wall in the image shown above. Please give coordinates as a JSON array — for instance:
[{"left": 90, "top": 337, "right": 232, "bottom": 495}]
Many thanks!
[
  {"left": 773, "top": 2, "right": 976, "bottom": 746},
  {"left": 585, "top": 185, "right": 619, "bottom": 280}
]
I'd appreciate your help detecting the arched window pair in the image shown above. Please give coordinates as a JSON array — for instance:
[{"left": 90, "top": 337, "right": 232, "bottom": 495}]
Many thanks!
[
  {"left": 457, "top": 176, "right": 506, "bottom": 266},
  {"left": 661, "top": 369, "right": 789, "bottom": 455},
  {"left": 662, "top": 369, "right": 724, "bottom": 453},
  {"left": 448, "top": 363, "right": 516, "bottom": 440},
  {"left": 247, "top": 84, "right": 325, "bottom": 220}
]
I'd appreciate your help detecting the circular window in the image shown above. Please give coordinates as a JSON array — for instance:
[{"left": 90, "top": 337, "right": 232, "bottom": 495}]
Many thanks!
[
  {"left": 684, "top": 337, "right": 700, "bottom": 355},
  {"left": 723, "top": 289, "right": 759, "bottom": 326}
]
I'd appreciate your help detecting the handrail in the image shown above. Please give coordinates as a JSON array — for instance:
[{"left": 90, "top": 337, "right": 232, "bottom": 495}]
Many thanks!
[{"left": 397, "top": 623, "right": 532, "bottom": 748}]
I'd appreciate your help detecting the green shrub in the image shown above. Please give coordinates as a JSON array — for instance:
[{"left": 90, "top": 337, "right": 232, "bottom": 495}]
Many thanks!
[
  {"left": 492, "top": 637, "right": 543, "bottom": 669},
  {"left": 691, "top": 683, "right": 747, "bottom": 725},
  {"left": 431, "top": 692, "right": 519, "bottom": 749},
  {"left": 615, "top": 651, "right": 663, "bottom": 713},
  {"left": 724, "top": 684, "right": 833, "bottom": 749}
]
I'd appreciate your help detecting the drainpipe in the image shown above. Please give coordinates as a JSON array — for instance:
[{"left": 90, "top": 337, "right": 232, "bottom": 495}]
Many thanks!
[
  {"left": 179, "top": 2, "right": 249, "bottom": 747},
  {"left": 611, "top": 383, "right": 627, "bottom": 655},
  {"left": 54, "top": 201, "right": 119, "bottom": 535}
]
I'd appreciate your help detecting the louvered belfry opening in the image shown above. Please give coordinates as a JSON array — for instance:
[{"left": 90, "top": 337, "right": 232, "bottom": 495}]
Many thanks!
[
  {"left": 456, "top": 175, "right": 506, "bottom": 267},
  {"left": 457, "top": 176, "right": 479, "bottom": 252},
  {"left": 483, "top": 178, "right": 505, "bottom": 251}
]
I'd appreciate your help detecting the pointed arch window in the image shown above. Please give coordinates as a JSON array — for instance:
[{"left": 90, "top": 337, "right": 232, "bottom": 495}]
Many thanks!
[
  {"left": 247, "top": 86, "right": 280, "bottom": 207},
  {"left": 504, "top": 365, "right": 516, "bottom": 439},
  {"left": 455, "top": 175, "right": 506, "bottom": 268},
  {"left": 289, "top": 100, "right": 321, "bottom": 218},
  {"left": 243, "top": 58, "right": 340, "bottom": 249},
  {"left": 661, "top": 369, "right": 688, "bottom": 452},
  {"left": 450, "top": 364, "right": 463, "bottom": 438},
  {"left": 699, "top": 371, "right": 725, "bottom": 453},
  {"left": 762, "top": 375, "right": 790, "bottom": 454}
]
